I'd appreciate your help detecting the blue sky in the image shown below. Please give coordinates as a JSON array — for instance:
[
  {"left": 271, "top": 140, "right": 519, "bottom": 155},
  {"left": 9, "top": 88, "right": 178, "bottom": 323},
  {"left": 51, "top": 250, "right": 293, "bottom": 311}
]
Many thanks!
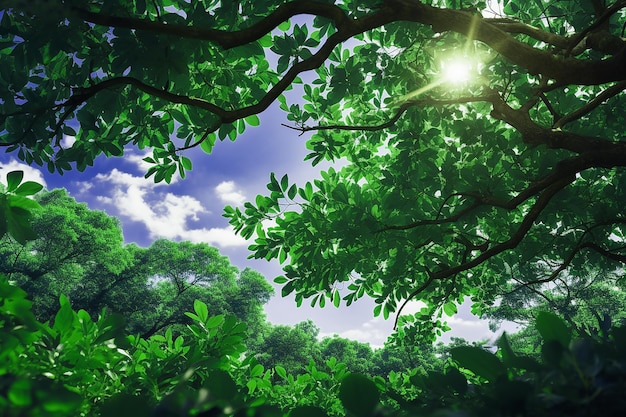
[{"left": 0, "top": 93, "right": 513, "bottom": 349}]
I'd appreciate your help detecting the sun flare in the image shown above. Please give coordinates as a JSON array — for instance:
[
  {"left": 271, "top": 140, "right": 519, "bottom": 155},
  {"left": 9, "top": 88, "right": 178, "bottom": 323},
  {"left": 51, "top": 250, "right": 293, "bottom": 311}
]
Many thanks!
[{"left": 441, "top": 57, "right": 474, "bottom": 85}]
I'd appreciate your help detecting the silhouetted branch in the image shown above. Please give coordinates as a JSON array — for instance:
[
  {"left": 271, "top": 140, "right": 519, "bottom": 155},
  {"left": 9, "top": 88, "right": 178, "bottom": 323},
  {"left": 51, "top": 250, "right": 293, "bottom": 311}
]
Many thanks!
[{"left": 554, "top": 80, "right": 626, "bottom": 128}]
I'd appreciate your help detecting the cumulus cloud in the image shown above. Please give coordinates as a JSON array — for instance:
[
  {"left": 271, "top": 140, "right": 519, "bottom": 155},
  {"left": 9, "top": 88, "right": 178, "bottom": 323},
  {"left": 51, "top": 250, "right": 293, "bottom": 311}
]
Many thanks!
[
  {"left": 0, "top": 159, "right": 47, "bottom": 188},
  {"left": 85, "top": 169, "right": 248, "bottom": 248},
  {"left": 322, "top": 316, "right": 390, "bottom": 349},
  {"left": 215, "top": 180, "right": 247, "bottom": 206}
]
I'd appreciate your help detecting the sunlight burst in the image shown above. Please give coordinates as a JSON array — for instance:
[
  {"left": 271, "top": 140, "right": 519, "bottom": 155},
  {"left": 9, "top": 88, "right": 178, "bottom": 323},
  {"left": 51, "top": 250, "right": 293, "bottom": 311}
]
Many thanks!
[{"left": 441, "top": 57, "right": 474, "bottom": 85}]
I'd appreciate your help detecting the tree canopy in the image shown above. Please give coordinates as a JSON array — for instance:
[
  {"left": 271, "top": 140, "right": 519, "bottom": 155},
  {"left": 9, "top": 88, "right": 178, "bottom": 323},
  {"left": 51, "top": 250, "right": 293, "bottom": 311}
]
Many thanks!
[
  {"left": 0, "top": 189, "right": 274, "bottom": 338},
  {"left": 2, "top": 0, "right": 626, "bottom": 337}
]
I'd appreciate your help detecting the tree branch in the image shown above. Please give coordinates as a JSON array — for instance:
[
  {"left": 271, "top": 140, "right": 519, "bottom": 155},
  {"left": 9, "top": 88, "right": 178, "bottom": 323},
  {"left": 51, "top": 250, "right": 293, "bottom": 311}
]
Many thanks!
[
  {"left": 507, "top": 218, "right": 626, "bottom": 292},
  {"left": 581, "top": 241, "right": 626, "bottom": 263},
  {"left": 564, "top": 0, "right": 626, "bottom": 56},
  {"left": 76, "top": 0, "right": 626, "bottom": 87},
  {"left": 486, "top": 19, "right": 570, "bottom": 49},
  {"left": 376, "top": 151, "right": 625, "bottom": 236},
  {"left": 282, "top": 95, "right": 495, "bottom": 134},
  {"left": 71, "top": 1, "right": 355, "bottom": 50},
  {"left": 387, "top": 0, "right": 626, "bottom": 85},
  {"left": 554, "top": 80, "right": 626, "bottom": 128},
  {"left": 394, "top": 175, "right": 575, "bottom": 323}
]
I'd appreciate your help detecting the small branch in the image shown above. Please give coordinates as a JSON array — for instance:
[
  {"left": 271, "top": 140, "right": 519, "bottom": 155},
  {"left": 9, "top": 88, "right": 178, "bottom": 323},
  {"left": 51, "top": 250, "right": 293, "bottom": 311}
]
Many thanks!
[
  {"left": 554, "top": 80, "right": 626, "bottom": 128},
  {"left": 283, "top": 95, "right": 496, "bottom": 134},
  {"left": 376, "top": 152, "right": 610, "bottom": 235},
  {"left": 539, "top": 92, "right": 560, "bottom": 123},
  {"left": 65, "top": 76, "right": 227, "bottom": 117},
  {"left": 581, "top": 241, "right": 626, "bottom": 263},
  {"left": 508, "top": 218, "right": 626, "bottom": 292},
  {"left": 429, "top": 176, "right": 574, "bottom": 281},
  {"left": 564, "top": 0, "right": 626, "bottom": 56},
  {"left": 176, "top": 123, "right": 220, "bottom": 152},
  {"left": 486, "top": 19, "right": 570, "bottom": 49},
  {"left": 394, "top": 273, "right": 436, "bottom": 329}
]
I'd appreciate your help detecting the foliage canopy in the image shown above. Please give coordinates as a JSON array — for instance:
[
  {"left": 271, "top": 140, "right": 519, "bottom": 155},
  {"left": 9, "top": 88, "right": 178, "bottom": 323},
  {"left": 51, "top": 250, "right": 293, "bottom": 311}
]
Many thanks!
[{"left": 2, "top": 0, "right": 626, "bottom": 335}]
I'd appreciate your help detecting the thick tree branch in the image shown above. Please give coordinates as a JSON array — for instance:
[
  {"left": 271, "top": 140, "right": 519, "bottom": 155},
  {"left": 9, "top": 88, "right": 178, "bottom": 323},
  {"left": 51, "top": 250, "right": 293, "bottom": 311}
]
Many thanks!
[
  {"left": 71, "top": 1, "right": 355, "bottom": 50},
  {"left": 47, "top": 6, "right": 401, "bottom": 153},
  {"left": 76, "top": 0, "right": 626, "bottom": 87},
  {"left": 376, "top": 151, "right": 626, "bottom": 236},
  {"left": 489, "top": 90, "right": 626, "bottom": 154},
  {"left": 507, "top": 219, "right": 626, "bottom": 293},
  {"left": 386, "top": 0, "right": 626, "bottom": 85},
  {"left": 431, "top": 176, "right": 574, "bottom": 280}
]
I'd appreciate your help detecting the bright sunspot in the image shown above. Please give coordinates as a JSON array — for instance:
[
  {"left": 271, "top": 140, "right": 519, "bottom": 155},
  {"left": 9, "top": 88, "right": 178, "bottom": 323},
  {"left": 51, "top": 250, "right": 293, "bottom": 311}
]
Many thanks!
[{"left": 441, "top": 57, "right": 474, "bottom": 85}]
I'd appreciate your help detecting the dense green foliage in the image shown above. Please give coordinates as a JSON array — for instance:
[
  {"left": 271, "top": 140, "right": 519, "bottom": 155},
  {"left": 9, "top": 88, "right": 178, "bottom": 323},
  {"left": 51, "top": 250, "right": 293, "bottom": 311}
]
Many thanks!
[
  {"left": 0, "top": 189, "right": 273, "bottom": 338},
  {"left": 3, "top": 275, "right": 626, "bottom": 417},
  {"left": 2, "top": 0, "right": 626, "bottom": 415},
  {"left": 3, "top": 0, "right": 625, "bottom": 338}
]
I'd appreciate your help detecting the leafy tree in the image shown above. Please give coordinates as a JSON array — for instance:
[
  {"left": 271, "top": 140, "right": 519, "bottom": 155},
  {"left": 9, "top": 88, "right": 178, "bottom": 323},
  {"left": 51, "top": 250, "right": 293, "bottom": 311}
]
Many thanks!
[
  {"left": 319, "top": 335, "right": 374, "bottom": 374},
  {"left": 485, "top": 263, "right": 626, "bottom": 335},
  {"left": 252, "top": 320, "right": 322, "bottom": 375},
  {"left": 134, "top": 239, "right": 273, "bottom": 338},
  {"left": 0, "top": 190, "right": 273, "bottom": 338},
  {"left": 3, "top": 1, "right": 626, "bottom": 337},
  {"left": 0, "top": 188, "right": 132, "bottom": 320}
]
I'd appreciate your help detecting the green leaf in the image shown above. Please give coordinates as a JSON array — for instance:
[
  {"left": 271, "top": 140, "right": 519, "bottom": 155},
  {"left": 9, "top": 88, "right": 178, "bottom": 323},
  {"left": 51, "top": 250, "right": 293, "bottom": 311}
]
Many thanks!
[
  {"left": 275, "top": 365, "right": 287, "bottom": 379},
  {"left": 443, "top": 301, "right": 457, "bottom": 316},
  {"left": 204, "top": 369, "right": 238, "bottom": 401},
  {"left": 13, "top": 181, "right": 43, "bottom": 196},
  {"left": 274, "top": 276, "right": 288, "bottom": 284},
  {"left": 180, "top": 156, "right": 192, "bottom": 170},
  {"left": 287, "top": 184, "right": 297, "bottom": 200},
  {"left": 450, "top": 346, "right": 506, "bottom": 382},
  {"left": 280, "top": 174, "right": 289, "bottom": 192},
  {"left": 245, "top": 114, "right": 260, "bottom": 126},
  {"left": 205, "top": 315, "right": 225, "bottom": 329},
  {"left": 250, "top": 363, "right": 264, "bottom": 377},
  {"left": 40, "top": 386, "right": 83, "bottom": 412},
  {"left": 339, "top": 373, "right": 380, "bottom": 416},
  {"left": 194, "top": 299, "right": 209, "bottom": 322},
  {"left": 6, "top": 170, "right": 23, "bottom": 192},
  {"left": 4, "top": 203, "right": 38, "bottom": 244},
  {"left": 536, "top": 311, "right": 571, "bottom": 348},
  {"left": 282, "top": 280, "right": 295, "bottom": 297}
]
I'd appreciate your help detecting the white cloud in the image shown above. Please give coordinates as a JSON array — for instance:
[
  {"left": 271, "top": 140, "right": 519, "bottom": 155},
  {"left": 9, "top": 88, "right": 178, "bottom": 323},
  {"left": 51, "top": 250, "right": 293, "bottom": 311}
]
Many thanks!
[
  {"left": 439, "top": 315, "right": 494, "bottom": 344},
  {"left": 320, "top": 316, "right": 390, "bottom": 349},
  {"left": 88, "top": 169, "right": 249, "bottom": 248},
  {"left": 0, "top": 159, "right": 47, "bottom": 188},
  {"left": 185, "top": 227, "right": 248, "bottom": 247},
  {"left": 215, "top": 180, "right": 247, "bottom": 206},
  {"left": 61, "top": 135, "right": 76, "bottom": 149}
]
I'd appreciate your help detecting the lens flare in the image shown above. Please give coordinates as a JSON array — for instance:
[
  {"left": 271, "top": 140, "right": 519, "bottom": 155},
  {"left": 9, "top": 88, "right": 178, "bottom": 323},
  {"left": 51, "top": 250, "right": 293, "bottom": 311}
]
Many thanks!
[{"left": 441, "top": 57, "right": 474, "bottom": 85}]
